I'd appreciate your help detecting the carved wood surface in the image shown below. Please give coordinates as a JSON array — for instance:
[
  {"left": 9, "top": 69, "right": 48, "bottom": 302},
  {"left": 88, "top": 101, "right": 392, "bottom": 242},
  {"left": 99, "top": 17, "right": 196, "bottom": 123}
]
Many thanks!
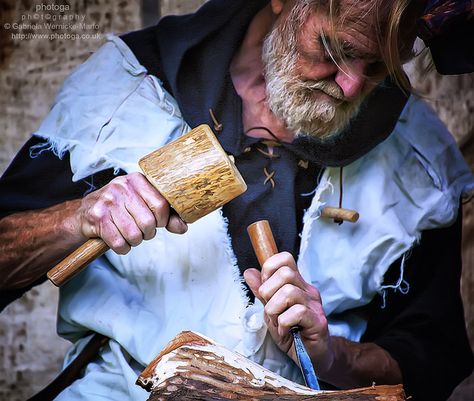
[{"left": 137, "top": 331, "right": 405, "bottom": 401}]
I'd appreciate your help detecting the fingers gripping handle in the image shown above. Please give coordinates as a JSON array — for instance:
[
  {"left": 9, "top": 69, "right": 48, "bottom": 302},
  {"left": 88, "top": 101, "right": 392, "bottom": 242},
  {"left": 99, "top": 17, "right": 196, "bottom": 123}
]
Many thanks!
[
  {"left": 47, "top": 238, "right": 109, "bottom": 287},
  {"left": 246, "top": 219, "right": 321, "bottom": 390}
]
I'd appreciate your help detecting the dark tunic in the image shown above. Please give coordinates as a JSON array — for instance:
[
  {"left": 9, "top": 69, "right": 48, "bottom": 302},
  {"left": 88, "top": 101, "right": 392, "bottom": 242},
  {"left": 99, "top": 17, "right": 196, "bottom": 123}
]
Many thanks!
[{"left": 0, "top": 1, "right": 472, "bottom": 399}]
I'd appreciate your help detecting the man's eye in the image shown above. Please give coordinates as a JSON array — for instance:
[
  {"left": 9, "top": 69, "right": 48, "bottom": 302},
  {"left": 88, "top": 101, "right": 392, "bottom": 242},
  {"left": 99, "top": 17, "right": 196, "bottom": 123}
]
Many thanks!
[
  {"left": 343, "top": 53, "right": 357, "bottom": 62},
  {"left": 322, "top": 48, "right": 333, "bottom": 62},
  {"left": 319, "top": 33, "right": 336, "bottom": 62}
]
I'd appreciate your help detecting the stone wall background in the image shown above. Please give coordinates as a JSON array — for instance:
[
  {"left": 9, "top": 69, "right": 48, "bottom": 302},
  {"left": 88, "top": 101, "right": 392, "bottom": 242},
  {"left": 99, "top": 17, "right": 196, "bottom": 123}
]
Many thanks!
[
  {"left": 0, "top": 1, "right": 472, "bottom": 400},
  {"left": 409, "top": 60, "right": 474, "bottom": 401},
  {"left": 0, "top": 1, "right": 144, "bottom": 399}
]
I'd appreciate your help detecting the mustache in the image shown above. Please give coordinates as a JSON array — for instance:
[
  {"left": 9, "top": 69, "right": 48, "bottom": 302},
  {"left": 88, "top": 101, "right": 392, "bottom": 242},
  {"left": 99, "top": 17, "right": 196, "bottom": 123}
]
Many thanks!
[{"left": 299, "top": 79, "right": 344, "bottom": 100}]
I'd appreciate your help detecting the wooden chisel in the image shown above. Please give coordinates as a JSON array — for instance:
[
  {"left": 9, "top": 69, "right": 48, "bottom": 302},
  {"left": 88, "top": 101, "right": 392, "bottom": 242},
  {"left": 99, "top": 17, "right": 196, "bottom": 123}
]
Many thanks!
[{"left": 247, "top": 219, "right": 321, "bottom": 390}]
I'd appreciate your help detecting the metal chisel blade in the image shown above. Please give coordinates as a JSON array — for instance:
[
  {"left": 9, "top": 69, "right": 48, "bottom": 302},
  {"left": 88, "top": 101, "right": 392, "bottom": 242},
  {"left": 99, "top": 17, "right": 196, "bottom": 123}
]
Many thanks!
[{"left": 291, "top": 327, "right": 320, "bottom": 390}]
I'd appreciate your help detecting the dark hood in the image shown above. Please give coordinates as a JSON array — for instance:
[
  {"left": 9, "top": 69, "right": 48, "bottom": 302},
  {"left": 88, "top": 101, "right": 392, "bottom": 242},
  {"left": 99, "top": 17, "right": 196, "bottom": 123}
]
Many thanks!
[{"left": 125, "top": 0, "right": 409, "bottom": 167}]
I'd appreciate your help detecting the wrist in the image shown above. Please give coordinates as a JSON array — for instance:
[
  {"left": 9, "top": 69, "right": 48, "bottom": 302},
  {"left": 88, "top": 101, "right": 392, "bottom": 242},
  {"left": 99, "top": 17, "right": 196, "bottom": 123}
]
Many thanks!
[
  {"left": 311, "top": 335, "right": 337, "bottom": 382},
  {"left": 315, "top": 336, "right": 346, "bottom": 385},
  {"left": 58, "top": 199, "right": 88, "bottom": 245},
  {"left": 313, "top": 336, "right": 403, "bottom": 389}
]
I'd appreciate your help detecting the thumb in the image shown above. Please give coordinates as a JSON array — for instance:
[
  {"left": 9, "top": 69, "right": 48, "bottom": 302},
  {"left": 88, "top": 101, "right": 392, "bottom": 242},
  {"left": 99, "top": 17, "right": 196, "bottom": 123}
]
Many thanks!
[{"left": 244, "top": 268, "right": 265, "bottom": 304}]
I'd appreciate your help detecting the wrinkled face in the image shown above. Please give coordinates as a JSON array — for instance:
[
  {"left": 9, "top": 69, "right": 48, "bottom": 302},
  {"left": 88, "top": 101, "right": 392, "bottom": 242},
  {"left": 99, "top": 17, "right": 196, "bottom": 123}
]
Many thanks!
[{"left": 263, "top": 0, "right": 388, "bottom": 138}]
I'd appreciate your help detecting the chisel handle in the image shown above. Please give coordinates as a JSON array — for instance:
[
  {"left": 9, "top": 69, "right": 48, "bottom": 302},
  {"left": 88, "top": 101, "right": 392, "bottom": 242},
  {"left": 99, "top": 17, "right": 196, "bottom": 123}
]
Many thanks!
[
  {"left": 247, "top": 220, "right": 278, "bottom": 267},
  {"left": 47, "top": 238, "right": 109, "bottom": 287}
]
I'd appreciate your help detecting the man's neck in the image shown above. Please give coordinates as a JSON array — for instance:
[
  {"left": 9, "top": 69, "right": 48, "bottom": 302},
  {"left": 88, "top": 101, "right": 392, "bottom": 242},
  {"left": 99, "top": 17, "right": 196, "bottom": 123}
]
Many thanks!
[{"left": 230, "top": 5, "right": 295, "bottom": 143}]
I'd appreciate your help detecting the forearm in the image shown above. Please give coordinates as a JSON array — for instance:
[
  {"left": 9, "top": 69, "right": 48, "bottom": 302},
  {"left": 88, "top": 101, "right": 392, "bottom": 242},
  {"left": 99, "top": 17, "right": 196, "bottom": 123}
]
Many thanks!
[
  {"left": 318, "top": 336, "right": 402, "bottom": 389},
  {"left": 0, "top": 199, "right": 85, "bottom": 289},
  {"left": 0, "top": 172, "right": 186, "bottom": 290}
]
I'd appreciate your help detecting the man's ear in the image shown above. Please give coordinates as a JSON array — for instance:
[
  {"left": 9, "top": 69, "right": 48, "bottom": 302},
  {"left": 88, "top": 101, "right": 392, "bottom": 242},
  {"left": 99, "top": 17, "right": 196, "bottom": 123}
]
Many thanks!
[{"left": 271, "top": 0, "right": 285, "bottom": 15}]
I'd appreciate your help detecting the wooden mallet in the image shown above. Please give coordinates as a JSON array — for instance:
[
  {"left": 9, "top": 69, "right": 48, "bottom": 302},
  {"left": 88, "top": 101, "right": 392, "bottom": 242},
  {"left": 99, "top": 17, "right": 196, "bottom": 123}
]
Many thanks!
[{"left": 47, "top": 125, "right": 247, "bottom": 286}]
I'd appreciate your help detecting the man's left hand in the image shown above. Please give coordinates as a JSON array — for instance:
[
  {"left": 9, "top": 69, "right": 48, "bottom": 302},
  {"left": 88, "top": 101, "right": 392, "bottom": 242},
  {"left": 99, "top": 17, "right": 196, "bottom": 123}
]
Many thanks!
[{"left": 244, "top": 252, "right": 334, "bottom": 374}]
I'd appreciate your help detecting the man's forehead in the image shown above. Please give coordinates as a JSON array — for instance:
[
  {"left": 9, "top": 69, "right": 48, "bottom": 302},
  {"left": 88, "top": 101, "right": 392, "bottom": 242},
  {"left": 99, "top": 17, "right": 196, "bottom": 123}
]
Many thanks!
[
  {"left": 334, "top": 16, "right": 381, "bottom": 60},
  {"left": 321, "top": 0, "right": 381, "bottom": 15},
  {"left": 319, "top": 0, "right": 386, "bottom": 29},
  {"left": 298, "top": 0, "right": 383, "bottom": 60}
]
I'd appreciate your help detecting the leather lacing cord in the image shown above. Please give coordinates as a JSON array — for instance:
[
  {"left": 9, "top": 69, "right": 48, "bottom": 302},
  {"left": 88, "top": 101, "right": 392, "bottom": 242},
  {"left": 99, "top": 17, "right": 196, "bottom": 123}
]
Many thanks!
[
  {"left": 334, "top": 166, "right": 344, "bottom": 225},
  {"left": 208, "top": 109, "right": 309, "bottom": 190},
  {"left": 245, "top": 126, "right": 282, "bottom": 189},
  {"left": 208, "top": 108, "right": 223, "bottom": 132},
  {"left": 263, "top": 167, "right": 276, "bottom": 188}
]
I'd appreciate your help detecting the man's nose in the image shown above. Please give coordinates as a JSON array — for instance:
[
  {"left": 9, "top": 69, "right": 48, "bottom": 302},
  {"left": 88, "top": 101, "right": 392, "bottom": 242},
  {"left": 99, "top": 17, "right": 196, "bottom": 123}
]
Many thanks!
[{"left": 334, "top": 59, "right": 367, "bottom": 100}]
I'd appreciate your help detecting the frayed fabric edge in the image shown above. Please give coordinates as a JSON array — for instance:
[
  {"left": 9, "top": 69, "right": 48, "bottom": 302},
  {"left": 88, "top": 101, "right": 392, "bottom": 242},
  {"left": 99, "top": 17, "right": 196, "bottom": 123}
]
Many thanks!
[
  {"left": 30, "top": 134, "right": 124, "bottom": 182},
  {"left": 30, "top": 135, "right": 70, "bottom": 160},
  {"left": 379, "top": 245, "right": 416, "bottom": 309}
]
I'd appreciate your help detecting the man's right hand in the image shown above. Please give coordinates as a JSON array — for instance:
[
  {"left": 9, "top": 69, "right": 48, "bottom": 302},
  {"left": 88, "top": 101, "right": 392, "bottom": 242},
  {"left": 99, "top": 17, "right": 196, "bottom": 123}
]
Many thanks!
[
  {"left": 0, "top": 172, "right": 187, "bottom": 289},
  {"left": 76, "top": 172, "right": 188, "bottom": 254}
]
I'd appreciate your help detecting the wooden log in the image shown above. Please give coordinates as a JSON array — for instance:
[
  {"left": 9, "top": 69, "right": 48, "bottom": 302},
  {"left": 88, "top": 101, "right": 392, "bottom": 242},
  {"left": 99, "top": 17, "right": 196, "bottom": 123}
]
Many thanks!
[
  {"left": 136, "top": 331, "right": 405, "bottom": 401},
  {"left": 47, "top": 124, "right": 247, "bottom": 286}
]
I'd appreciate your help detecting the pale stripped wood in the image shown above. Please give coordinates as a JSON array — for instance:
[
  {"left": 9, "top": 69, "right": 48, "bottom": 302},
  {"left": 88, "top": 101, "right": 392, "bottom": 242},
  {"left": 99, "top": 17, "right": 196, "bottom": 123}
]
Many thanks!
[{"left": 137, "top": 331, "right": 405, "bottom": 401}]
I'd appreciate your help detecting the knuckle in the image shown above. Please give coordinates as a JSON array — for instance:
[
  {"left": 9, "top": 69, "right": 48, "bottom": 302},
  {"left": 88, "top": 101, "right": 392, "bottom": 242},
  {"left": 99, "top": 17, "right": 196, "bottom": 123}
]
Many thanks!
[
  {"left": 295, "top": 304, "right": 308, "bottom": 318},
  {"left": 122, "top": 174, "right": 136, "bottom": 188},
  {"left": 282, "top": 283, "right": 297, "bottom": 300},
  {"left": 281, "top": 251, "right": 294, "bottom": 264},
  {"left": 264, "top": 303, "right": 277, "bottom": 318},
  {"left": 127, "top": 171, "right": 144, "bottom": 181},
  {"left": 151, "top": 201, "right": 169, "bottom": 225},
  {"left": 258, "top": 285, "right": 270, "bottom": 301},
  {"left": 126, "top": 229, "right": 143, "bottom": 247},
  {"left": 142, "top": 214, "right": 157, "bottom": 229},
  {"left": 144, "top": 227, "right": 157, "bottom": 240},
  {"left": 151, "top": 196, "right": 168, "bottom": 212},
  {"left": 277, "top": 314, "right": 289, "bottom": 328},
  {"left": 280, "top": 266, "right": 296, "bottom": 281},
  {"left": 90, "top": 204, "right": 108, "bottom": 221},
  {"left": 96, "top": 186, "right": 119, "bottom": 207},
  {"left": 111, "top": 238, "right": 129, "bottom": 254},
  {"left": 110, "top": 174, "right": 136, "bottom": 191},
  {"left": 281, "top": 251, "right": 293, "bottom": 259},
  {"left": 107, "top": 179, "right": 124, "bottom": 192}
]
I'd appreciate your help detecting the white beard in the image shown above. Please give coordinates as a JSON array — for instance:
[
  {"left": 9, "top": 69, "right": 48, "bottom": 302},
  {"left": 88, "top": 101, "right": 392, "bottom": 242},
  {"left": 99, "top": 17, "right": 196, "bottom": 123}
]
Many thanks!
[{"left": 261, "top": 13, "right": 364, "bottom": 139}]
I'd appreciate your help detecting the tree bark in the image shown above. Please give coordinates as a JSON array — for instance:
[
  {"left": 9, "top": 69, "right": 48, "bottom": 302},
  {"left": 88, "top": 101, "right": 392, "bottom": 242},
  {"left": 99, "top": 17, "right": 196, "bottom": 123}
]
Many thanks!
[{"left": 137, "top": 331, "right": 405, "bottom": 401}]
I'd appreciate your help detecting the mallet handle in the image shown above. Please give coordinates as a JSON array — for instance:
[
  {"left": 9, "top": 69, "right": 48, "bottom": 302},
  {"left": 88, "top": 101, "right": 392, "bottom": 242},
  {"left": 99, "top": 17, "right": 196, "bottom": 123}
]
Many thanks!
[{"left": 47, "top": 238, "right": 109, "bottom": 287}]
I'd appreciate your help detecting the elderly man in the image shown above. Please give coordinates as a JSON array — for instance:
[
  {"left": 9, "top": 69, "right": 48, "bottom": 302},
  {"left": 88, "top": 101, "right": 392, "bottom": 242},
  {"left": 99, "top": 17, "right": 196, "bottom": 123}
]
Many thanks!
[{"left": 1, "top": 0, "right": 473, "bottom": 400}]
